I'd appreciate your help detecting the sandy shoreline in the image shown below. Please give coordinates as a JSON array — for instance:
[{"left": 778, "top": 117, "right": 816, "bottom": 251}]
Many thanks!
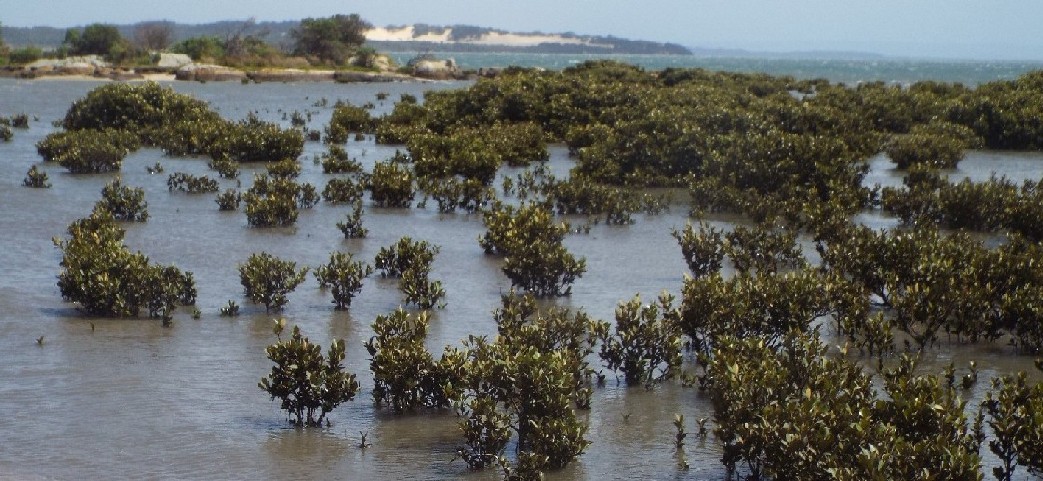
[{"left": 31, "top": 73, "right": 177, "bottom": 82}]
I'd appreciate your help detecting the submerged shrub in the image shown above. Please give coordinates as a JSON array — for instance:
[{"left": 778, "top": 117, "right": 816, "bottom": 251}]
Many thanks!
[
  {"left": 419, "top": 176, "right": 495, "bottom": 213},
  {"left": 375, "top": 237, "right": 438, "bottom": 278},
  {"left": 37, "top": 128, "right": 140, "bottom": 173},
  {"left": 259, "top": 322, "right": 359, "bottom": 427},
  {"left": 216, "top": 188, "right": 241, "bottom": 211},
  {"left": 325, "top": 102, "right": 374, "bottom": 143},
  {"left": 336, "top": 202, "right": 368, "bottom": 238},
  {"left": 238, "top": 252, "right": 308, "bottom": 312},
  {"left": 55, "top": 211, "right": 195, "bottom": 319},
  {"left": 322, "top": 177, "right": 364, "bottom": 204},
  {"left": 95, "top": 178, "right": 148, "bottom": 222},
  {"left": 598, "top": 293, "right": 683, "bottom": 387},
  {"left": 23, "top": 165, "right": 51, "bottom": 188},
  {"left": 208, "top": 115, "right": 304, "bottom": 164},
  {"left": 320, "top": 145, "right": 362, "bottom": 174},
  {"left": 365, "top": 309, "right": 457, "bottom": 412},
  {"left": 884, "top": 122, "right": 980, "bottom": 170},
  {"left": 314, "top": 252, "right": 373, "bottom": 309},
  {"left": 243, "top": 174, "right": 318, "bottom": 227},
  {"left": 672, "top": 222, "right": 725, "bottom": 278},
  {"left": 705, "top": 333, "right": 982, "bottom": 480},
  {"left": 167, "top": 172, "right": 220, "bottom": 193},
  {"left": 265, "top": 158, "right": 301, "bottom": 179},
  {"left": 480, "top": 203, "right": 586, "bottom": 297},
  {"left": 368, "top": 159, "right": 415, "bottom": 208},
  {"left": 62, "top": 81, "right": 218, "bottom": 137}
]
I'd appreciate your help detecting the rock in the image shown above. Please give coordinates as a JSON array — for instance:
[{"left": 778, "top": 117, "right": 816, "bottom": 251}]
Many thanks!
[
  {"left": 334, "top": 71, "right": 414, "bottom": 83},
  {"left": 57, "top": 63, "right": 95, "bottom": 76},
  {"left": 411, "top": 57, "right": 461, "bottom": 80},
  {"left": 157, "top": 53, "right": 193, "bottom": 68},
  {"left": 248, "top": 69, "right": 334, "bottom": 82},
  {"left": 175, "top": 64, "right": 246, "bottom": 82}
]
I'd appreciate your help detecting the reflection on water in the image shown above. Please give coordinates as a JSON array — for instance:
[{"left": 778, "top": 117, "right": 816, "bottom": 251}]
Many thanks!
[{"left": 1, "top": 78, "right": 1041, "bottom": 480}]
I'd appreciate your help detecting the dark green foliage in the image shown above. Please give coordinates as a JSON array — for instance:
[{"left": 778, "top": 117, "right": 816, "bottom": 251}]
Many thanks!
[
  {"left": 314, "top": 252, "right": 372, "bottom": 309},
  {"left": 325, "top": 102, "right": 374, "bottom": 143},
  {"left": 322, "top": 177, "right": 364, "bottom": 204},
  {"left": 208, "top": 115, "right": 304, "bottom": 164},
  {"left": 817, "top": 224, "right": 1043, "bottom": 351},
  {"left": 419, "top": 176, "right": 495, "bottom": 213},
  {"left": 65, "top": 23, "right": 126, "bottom": 57},
  {"left": 951, "top": 70, "right": 1043, "bottom": 150},
  {"left": 679, "top": 269, "right": 834, "bottom": 353},
  {"left": 167, "top": 172, "right": 219, "bottom": 193},
  {"left": 0, "top": 124, "right": 11, "bottom": 142},
  {"left": 169, "top": 36, "right": 225, "bottom": 61},
  {"left": 724, "top": 224, "right": 806, "bottom": 274},
  {"left": 265, "top": 158, "right": 301, "bottom": 179},
  {"left": 672, "top": 222, "right": 725, "bottom": 277},
  {"left": 367, "top": 159, "right": 415, "bottom": 208},
  {"left": 375, "top": 237, "right": 437, "bottom": 277},
  {"left": 95, "top": 178, "right": 148, "bottom": 222},
  {"left": 480, "top": 203, "right": 586, "bottom": 297},
  {"left": 219, "top": 300, "right": 240, "bottom": 317},
  {"left": 216, "top": 189, "right": 241, "bottom": 211},
  {"left": 22, "top": 165, "right": 51, "bottom": 188},
  {"left": 705, "top": 333, "right": 982, "bottom": 480},
  {"left": 62, "top": 82, "right": 219, "bottom": 144},
  {"left": 884, "top": 122, "right": 980, "bottom": 170},
  {"left": 7, "top": 46, "right": 43, "bottom": 65},
  {"left": 208, "top": 159, "right": 240, "bottom": 179},
  {"left": 336, "top": 202, "right": 368, "bottom": 238},
  {"left": 375, "top": 237, "right": 445, "bottom": 308},
  {"left": 37, "top": 128, "right": 140, "bottom": 173},
  {"left": 454, "top": 293, "right": 601, "bottom": 473},
  {"left": 983, "top": 372, "right": 1043, "bottom": 480},
  {"left": 259, "top": 323, "right": 359, "bottom": 427},
  {"left": 55, "top": 211, "right": 195, "bottom": 319},
  {"left": 882, "top": 170, "right": 1043, "bottom": 241},
  {"left": 400, "top": 263, "right": 446, "bottom": 309},
  {"left": 238, "top": 252, "right": 308, "bottom": 312},
  {"left": 365, "top": 309, "right": 458, "bottom": 412},
  {"left": 243, "top": 174, "right": 318, "bottom": 227},
  {"left": 291, "top": 14, "right": 372, "bottom": 65},
  {"left": 598, "top": 293, "right": 683, "bottom": 387},
  {"left": 320, "top": 145, "right": 362, "bottom": 173}
]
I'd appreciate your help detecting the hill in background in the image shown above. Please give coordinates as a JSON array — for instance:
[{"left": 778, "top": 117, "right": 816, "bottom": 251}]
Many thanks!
[{"left": 0, "top": 20, "right": 692, "bottom": 55}]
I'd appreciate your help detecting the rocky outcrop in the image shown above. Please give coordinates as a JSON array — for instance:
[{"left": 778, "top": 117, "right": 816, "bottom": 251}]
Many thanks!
[
  {"left": 248, "top": 69, "right": 335, "bottom": 82},
  {"left": 410, "top": 57, "right": 462, "bottom": 80},
  {"left": 175, "top": 64, "right": 247, "bottom": 82},
  {"left": 156, "top": 53, "right": 193, "bottom": 68},
  {"left": 333, "top": 70, "right": 417, "bottom": 83}
]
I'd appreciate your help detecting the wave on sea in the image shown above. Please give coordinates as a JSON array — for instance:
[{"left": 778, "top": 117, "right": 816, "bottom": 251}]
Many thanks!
[{"left": 387, "top": 51, "right": 1043, "bottom": 85}]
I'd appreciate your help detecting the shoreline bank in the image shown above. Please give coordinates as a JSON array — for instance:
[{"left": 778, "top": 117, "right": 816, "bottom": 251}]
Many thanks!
[{"left": 0, "top": 65, "right": 475, "bottom": 83}]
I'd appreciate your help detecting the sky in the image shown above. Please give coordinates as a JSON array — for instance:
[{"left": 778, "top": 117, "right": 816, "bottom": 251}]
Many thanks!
[{"left": 3, "top": 0, "right": 1042, "bottom": 61}]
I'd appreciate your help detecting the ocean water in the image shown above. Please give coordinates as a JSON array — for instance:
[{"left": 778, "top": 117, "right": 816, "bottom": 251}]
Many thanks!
[
  {"left": 1, "top": 76, "right": 1042, "bottom": 480},
  {"left": 388, "top": 51, "right": 1043, "bottom": 86}
]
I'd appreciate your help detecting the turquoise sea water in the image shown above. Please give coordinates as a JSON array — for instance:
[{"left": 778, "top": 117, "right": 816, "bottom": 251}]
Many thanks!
[{"left": 387, "top": 51, "right": 1043, "bottom": 86}]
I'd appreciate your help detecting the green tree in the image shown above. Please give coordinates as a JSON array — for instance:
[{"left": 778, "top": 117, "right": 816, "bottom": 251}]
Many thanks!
[
  {"left": 259, "top": 322, "right": 359, "bottom": 427},
  {"left": 314, "top": 252, "right": 372, "bottom": 309},
  {"left": 66, "top": 23, "right": 130, "bottom": 59},
  {"left": 238, "top": 252, "right": 308, "bottom": 312},
  {"left": 291, "top": 14, "right": 372, "bottom": 65}
]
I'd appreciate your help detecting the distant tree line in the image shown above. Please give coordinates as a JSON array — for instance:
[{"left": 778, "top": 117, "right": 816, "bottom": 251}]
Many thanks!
[{"left": 0, "top": 14, "right": 374, "bottom": 69}]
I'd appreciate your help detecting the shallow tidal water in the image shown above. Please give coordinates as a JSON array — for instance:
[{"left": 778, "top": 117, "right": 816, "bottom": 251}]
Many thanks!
[{"left": 0, "top": 78, "right": 1041, "bottom": 480}]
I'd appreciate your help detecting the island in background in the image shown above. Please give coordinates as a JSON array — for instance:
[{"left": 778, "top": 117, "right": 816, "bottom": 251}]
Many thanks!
[{"left": 1, "top": 21, "right": 692, "bottom": 56}]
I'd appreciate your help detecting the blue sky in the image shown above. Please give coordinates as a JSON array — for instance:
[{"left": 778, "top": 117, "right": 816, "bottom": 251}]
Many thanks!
[{"left": 3, "top": 0, "right": 1041, "bottom": 60}]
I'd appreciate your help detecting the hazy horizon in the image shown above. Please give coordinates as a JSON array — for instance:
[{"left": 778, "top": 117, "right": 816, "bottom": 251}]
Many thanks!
[{"left": 3, "top": 0, "right": 1042, "bottom": 62}]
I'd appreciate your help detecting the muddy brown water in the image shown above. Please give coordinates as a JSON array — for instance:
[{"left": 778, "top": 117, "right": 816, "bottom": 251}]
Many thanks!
[{"left": 0, "top": 78, "right": 1040, "bottom": 480}]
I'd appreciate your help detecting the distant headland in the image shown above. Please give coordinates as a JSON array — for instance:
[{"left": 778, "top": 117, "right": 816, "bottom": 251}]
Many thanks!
[{"left": 1, "top": 21, "right": 692, "bottom": 56}]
